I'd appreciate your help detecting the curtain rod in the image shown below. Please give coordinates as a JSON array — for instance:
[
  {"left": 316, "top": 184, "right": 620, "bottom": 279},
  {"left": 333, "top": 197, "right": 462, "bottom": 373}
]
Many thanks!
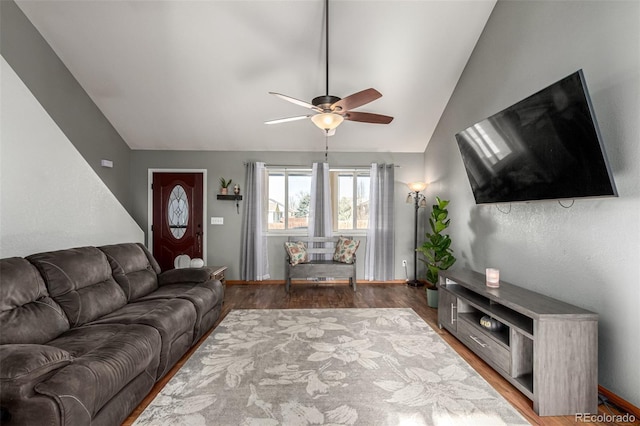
[{"left": 243, "top": 162, "right": 400, "bottom": 168}]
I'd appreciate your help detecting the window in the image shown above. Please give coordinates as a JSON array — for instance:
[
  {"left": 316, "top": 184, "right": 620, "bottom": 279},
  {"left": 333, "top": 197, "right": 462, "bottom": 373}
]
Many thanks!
[
  {"left": 267, "top": 169, "right": 312, "bottom": 231},
  {"left": 266, "top": 167, "right": 369, "bottom": 232},
  {"left": 330, "top": 170, "right": 370, "bottom": 231}
]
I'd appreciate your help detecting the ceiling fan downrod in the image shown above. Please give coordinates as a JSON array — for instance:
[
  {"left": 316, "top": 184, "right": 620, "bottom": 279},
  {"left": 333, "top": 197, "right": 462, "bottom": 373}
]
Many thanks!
[{"left": 312, "top": 0, "right": 339, "bottom": 111}]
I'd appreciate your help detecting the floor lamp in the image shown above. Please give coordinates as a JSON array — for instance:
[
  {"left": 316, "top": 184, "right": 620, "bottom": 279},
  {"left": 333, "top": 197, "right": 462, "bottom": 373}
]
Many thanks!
[{"left": 406, "top": 182, "right": 427, "bottom": 287}]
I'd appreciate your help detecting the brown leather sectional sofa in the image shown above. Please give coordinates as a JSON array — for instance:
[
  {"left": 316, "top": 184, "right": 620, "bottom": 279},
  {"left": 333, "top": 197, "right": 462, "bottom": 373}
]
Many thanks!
[{"left": 0, "top": 242, "right": 224, "bottom": 425}]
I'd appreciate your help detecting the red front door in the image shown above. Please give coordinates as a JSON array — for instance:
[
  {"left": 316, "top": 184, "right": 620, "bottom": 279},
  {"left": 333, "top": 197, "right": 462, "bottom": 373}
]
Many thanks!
[{"left": 152, "top": 172, "right": 204, "bottom": 271}]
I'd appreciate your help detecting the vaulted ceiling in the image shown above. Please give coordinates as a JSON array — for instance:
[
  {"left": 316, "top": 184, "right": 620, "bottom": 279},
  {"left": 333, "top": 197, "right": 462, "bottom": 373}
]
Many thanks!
[{"left": 16, "top": 0, "right": 496, "bottom": 153}]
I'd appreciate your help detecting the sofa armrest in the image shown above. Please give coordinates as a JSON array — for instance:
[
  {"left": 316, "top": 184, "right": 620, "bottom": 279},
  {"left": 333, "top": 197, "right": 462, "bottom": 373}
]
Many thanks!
[
  {"left": 0, "top": 344, "right": 72, "bottom": 420},
  {"left": 158, "top": 267, "right": 213, "bottom": 286},
  {"left": 0, "top": 344, "right": 72, "bottom": 383},
  {"left": 0, "top": 345, "right": 71, "bottom": 425}
]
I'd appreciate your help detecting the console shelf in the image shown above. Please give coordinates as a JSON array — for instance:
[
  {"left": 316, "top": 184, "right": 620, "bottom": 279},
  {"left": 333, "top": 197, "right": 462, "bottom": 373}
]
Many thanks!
[{"left": 438, "top": 269, "right": 598, "bottom": 416}]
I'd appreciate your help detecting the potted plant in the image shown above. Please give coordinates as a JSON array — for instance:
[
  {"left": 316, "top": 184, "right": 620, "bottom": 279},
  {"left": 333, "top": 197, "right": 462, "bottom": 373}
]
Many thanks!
[
  {"left": 219, "top": 178, "right": 232, "bottom": 195},
  {"left": 416, "top": 196, "right": 456, "bottom": 308}
]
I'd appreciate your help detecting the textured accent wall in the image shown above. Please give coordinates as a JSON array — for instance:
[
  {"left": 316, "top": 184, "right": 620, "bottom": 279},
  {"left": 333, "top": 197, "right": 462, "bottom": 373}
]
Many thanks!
[{"left": 424, "top": 0, "right": 639, "bottom": 407}]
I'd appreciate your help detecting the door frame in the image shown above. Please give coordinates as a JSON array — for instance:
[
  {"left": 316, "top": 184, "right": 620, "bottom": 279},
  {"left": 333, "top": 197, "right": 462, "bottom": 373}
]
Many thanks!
[{"left": 147, "top": 168, "right": 207, "bottom": 264}]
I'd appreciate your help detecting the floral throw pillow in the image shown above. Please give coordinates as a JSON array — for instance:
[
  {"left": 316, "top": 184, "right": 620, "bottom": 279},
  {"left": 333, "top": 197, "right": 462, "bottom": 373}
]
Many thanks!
[
  {"left": 333, "top": 236, "right": 360, "bottom": 264},
  {"left": 284, "top": 241, "right": 309, "bottom": 266}
]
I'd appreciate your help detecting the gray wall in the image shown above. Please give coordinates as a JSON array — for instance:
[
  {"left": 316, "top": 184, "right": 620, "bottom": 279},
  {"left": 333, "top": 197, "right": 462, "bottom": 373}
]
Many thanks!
[
  {"left": 130, "top": 150, "right": 425, "bottom": 281},
  {"left": 424, "top": 0, "right": 639, "bottom": 407},
  {"left": 0, "top": 0, "right": 132, "bottom": 210},
  {"left": 1, "top": 57, "right": 144, "bottom": 257}
]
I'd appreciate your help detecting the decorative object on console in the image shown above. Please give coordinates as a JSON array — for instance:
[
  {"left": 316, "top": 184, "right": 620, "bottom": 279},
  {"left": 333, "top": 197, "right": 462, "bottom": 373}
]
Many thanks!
[
  {"left": 174, "top": 254, "right": 205, "bottom": 269},
  {"left": 486, "top": 267, "right": 500, "bottom": 288},
  {"left": 174, "top": 254, "right": 191, "bottom": 269},
  {"left": 406, "top": 182, "right": 427, "bottom": 287},
  {"left": 480, "top": 315, "right": 504, "bottom": 332},
  {"left": 219, "top": 177, "right": 232, "bottom": 195},
  {"left": 190, "top": 258, "right": 205, "bottom": 268},
  {"left": 416, "top": 196, "right": 457, "bottom": 307},
  {"left": 233, "top": 183, "right": 240, "bottom": 195}
]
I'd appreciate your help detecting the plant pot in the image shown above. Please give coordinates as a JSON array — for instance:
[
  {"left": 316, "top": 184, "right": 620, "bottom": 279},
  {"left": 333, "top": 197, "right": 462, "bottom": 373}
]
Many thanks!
[
  {"left": 220, "top": 188, "right": 228, "bottom": 195},
  {"left": 426, "top": 286, "right": 439, "bottom": 308}
]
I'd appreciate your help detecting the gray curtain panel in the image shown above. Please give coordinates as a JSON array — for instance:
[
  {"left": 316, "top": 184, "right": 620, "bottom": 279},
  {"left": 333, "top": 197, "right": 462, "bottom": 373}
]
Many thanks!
[
  {"left": 364, "top": 163, "right": 395, "bottom": 280},
  {"left": 308, "top": 162, "right": 333, "bottom": 261},
  {"left": 240, "top": 162, "right": 270, "bottom": 280}
]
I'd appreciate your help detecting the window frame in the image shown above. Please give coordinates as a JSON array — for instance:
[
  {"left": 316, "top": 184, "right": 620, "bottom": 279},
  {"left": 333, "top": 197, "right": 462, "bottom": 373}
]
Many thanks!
[
  {"left": 330, "top": 168, "right": 370, "bottom": 233},
  {"left": 265, "top": 166, "right": 370, "bottom": 236},
  {"left": 266, "top": 167, "right": 313, "bottom": 235}
]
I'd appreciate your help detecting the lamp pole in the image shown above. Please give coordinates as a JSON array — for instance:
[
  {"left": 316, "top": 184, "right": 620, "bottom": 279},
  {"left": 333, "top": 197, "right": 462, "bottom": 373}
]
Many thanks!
[{"left": 407, "top": 182, "right": 427, "bottom": 287}]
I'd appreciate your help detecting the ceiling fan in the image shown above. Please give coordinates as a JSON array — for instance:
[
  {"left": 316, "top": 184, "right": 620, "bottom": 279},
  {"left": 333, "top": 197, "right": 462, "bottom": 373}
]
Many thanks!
[{"left": 265, "top": 0, "right": 393, "bottom": 136}]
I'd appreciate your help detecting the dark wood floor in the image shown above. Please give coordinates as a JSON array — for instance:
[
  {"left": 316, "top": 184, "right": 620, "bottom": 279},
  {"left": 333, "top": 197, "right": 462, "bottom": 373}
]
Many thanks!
[{"left": 123, "top": 283, "right": 634, "bottom": 426}]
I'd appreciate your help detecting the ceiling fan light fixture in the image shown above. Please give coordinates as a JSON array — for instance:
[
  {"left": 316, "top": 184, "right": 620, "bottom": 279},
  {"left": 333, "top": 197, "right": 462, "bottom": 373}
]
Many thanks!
[{"left": 311, "top": 112, "right": 344, "bottom": 131}]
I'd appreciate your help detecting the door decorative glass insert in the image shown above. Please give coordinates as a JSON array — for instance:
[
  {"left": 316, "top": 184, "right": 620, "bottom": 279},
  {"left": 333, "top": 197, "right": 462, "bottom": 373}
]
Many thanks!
[{"left": 168, "top": 185, "right": 189, "bottom": 239}]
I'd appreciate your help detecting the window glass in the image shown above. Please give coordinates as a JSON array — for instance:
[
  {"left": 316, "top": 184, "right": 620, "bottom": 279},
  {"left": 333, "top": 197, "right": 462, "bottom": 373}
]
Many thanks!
[
  {"left": 337, "top": 174, "right": 354, "bottom": 230},
  {"left": 288, "top": 172, "right": 311, "bottom": 229},
  {"left": 168, "top": 185, "right": 188, "bottom": 239},
  {"left": 267, "top": 172, "right": 285, "bottom": 230}
]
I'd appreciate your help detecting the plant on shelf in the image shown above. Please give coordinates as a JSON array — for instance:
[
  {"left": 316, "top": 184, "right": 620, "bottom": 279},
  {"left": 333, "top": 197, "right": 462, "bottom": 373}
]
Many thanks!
[
  {"left": 416, "top": 196, "right": 456, "bottom": 307},
  {"left": 219, "top": 177, "right": 232, "bottom": 195}
]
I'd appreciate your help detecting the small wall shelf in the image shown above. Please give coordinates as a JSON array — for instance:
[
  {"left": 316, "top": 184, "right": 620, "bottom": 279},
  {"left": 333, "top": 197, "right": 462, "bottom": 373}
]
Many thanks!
[
  {"left": 216, "top": 194, "right": 242, "bottom": 213},
  {"left": 217, "top": 194, "right": 242, "bottom": 201}
]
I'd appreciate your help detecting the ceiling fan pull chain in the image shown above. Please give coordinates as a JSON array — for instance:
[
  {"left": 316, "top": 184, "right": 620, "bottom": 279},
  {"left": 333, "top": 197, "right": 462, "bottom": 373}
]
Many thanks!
[{"left": 325, "top": 133, "right": 329, "bottom": 162}]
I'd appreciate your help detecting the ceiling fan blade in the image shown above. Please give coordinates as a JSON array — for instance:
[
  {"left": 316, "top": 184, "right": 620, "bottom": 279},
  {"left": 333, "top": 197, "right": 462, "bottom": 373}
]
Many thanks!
[
  {"left": 331, "top": 88, "right": 382, "bottom": 112},
  {"left": 344, "top": 111, "right": 394, "bottom": 124},
  {"left": 265, "top": 115, "right": 312, "bottom": 125},
  {"left": 269, "top": 92, "right": 322, "bottom": 112}
]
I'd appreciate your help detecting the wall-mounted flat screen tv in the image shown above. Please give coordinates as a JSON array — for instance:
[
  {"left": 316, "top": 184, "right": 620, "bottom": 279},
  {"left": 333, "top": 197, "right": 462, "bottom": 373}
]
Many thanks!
[{"left": 455, "top": 70, "right": 617, "bottom": 204}]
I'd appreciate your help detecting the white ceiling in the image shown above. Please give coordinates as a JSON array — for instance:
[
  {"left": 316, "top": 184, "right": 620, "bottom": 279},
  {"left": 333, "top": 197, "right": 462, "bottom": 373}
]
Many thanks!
[{"left": 16, "top": 0, "right": 496, "bottom": 153}]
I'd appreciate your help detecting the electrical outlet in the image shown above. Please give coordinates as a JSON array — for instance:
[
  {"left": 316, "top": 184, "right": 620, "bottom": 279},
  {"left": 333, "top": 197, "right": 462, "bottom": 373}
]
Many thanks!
[{"left": 402, "top": 260, "right": 407, "bottom": 267}]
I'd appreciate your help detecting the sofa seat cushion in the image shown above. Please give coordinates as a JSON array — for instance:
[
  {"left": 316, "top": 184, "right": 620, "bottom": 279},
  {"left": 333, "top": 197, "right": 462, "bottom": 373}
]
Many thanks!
[
  {"left": 136, "top": 280, "right": 224, "bottom": 341},
  {"left": 36, "top": 324, "right": 161, "bottom": 422},
  {"left": 0, "top": 258, "right": 70, "bottom": 344},
  {"left": 87, "top": 299, "right": 196, "bottom": 379},
  {"left": 28, "top": 247, "right": 128, "bottom": 327}
]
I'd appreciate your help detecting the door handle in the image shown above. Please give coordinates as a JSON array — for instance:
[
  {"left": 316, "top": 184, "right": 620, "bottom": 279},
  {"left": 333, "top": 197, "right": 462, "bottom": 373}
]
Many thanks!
[{"left": 195, "top": 230, "right": 202, "bottom": 255}]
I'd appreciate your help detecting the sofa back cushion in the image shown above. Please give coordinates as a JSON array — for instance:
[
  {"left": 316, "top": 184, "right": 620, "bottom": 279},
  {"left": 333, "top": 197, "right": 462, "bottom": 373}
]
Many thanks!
[
  {"left": 99, "top": 243, "right": 160, "bottom": 301},
  {"left": 28, "top": 247, "right": 127, "bottom": 327},
  {"left": 0, "top": 257, "right": 70, "bottom": 344}
]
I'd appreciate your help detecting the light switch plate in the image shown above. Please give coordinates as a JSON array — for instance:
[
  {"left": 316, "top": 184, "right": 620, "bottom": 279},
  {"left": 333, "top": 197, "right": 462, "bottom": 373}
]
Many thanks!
[{"left": 211, "top": 217, "right": 224, "bottom": 225}]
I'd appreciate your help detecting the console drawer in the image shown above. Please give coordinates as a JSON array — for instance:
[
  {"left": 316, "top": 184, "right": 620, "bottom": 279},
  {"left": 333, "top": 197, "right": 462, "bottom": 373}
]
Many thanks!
[{"left": 457, "top": 317, "right": 510, "bottom": 374}]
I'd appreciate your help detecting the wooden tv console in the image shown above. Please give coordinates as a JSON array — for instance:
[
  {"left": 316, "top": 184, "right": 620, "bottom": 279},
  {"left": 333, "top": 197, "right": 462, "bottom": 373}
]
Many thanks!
[{"left": 438, "top": 269, "right": 598, "bottom": 416}]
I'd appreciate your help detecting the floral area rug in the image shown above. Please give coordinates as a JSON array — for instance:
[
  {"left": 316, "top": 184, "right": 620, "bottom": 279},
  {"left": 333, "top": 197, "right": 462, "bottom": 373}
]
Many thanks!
[{"left": 134, "top": 308, "right": 530, "bottom": 425}]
